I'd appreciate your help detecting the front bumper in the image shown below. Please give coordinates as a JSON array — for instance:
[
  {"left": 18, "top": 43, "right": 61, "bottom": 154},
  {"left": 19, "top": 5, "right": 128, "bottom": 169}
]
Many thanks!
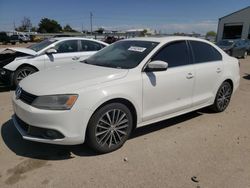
[{"left": 12, "top": 93, "right": 91, "bottom": 145}]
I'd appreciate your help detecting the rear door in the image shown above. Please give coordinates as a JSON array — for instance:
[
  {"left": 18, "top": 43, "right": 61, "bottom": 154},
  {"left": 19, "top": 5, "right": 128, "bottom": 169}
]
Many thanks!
[
  {"left": 142, "top": 40, "right": 195, "bottom": 121},
  {"left": 189, "top": 40, "right": 223, "bottom": 106}
]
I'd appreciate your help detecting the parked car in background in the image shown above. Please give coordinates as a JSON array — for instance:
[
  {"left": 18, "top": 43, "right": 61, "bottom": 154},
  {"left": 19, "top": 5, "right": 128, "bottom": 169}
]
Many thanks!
[
  {"left": 0, "top": 37, "right": 108, "bottom": 87},
  {"left": 216, "top": 39, "right": 247, "bottom": 58},
  {"left": 18, "top": 33, "right": 30, "bottom": 43},
  {"left": 242, "top": 39, "right": 250, "bottom": 54},
  {"left": 12, "top": 37, "right": 240, "bottom": 153},
  {"left": 0, "top": 32, "right": 19, "bottom": 45}
]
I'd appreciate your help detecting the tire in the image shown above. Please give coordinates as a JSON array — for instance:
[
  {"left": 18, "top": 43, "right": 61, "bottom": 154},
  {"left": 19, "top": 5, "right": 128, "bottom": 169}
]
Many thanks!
[
  {"left": 87, "top": 103, "right": 133, "bottom": 153},
  {"left": 13, "top": 66, "right": 37, "bottom": 87},
  {"left": 211, "top": 82, "right": 233, "bottom": 112}
]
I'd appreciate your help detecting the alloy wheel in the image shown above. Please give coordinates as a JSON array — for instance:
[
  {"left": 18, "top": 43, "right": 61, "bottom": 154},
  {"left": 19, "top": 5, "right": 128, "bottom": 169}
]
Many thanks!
[
  {"left": 95, "top": 109, "right": 129, "bottom": 148},
  {"left": 216, "top": 83, "right": 232, "bottom": 111},
  {"left": 16, "top": 68, "right": 34, "bottom": 82}
]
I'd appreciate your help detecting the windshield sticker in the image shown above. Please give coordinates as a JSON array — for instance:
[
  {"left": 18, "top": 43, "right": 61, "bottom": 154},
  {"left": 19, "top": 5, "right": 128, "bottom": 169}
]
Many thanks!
[{"left": 128, "top": 46, "right": 146, "bottom": 52}]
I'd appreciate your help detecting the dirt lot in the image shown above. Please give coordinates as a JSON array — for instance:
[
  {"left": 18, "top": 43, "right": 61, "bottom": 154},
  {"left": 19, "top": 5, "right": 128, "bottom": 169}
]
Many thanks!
[{"left": 0, "top": 57, "right": 250, "bottom": 188}]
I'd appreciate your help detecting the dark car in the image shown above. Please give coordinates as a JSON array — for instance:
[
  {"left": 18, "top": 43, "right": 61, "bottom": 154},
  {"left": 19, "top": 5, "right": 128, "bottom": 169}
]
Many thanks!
[
  {"left": 0, "top": 32, "right": 19, "bottom": 45},
  {"left": 242, "top": 40, "right": 250, "bottom": 54},
  {"left": 217, "top": 39, "right": 247, "bottom": 58}
]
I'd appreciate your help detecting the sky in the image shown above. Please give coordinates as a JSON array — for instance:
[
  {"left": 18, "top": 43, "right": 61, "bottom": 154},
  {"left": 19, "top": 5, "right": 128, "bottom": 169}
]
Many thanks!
[{"left": 0, "top": 0, "right": 249, "bottom": 34}]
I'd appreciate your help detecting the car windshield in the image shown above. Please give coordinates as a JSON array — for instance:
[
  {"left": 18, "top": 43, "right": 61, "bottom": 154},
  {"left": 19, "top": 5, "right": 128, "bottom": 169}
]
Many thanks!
[
  {"left": 217, "top": 40, "right": 234, "bottom": 46},
  {"left": 83, "top": 40, "right": 159, "bottom": 69},
  {"left": 28, "top": 39, "right": 58, "bottom": 52}
]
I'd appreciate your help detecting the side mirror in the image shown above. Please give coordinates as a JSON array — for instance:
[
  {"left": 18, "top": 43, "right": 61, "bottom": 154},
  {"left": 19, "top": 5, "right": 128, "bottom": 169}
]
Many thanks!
[
  {"left": 46, "top": 48, "right": 57, "bottom": 54},
  {"left": 144, "top": 60, "right": 168, "bottom": 72}
]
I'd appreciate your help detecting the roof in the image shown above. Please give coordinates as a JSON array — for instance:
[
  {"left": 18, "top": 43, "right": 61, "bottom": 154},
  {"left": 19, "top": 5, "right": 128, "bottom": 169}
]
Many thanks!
[
  {"left": 124, "top": 36, "right": 208, "bottom": 44},
  {"left": 52, "top": 37, "right": 108, "bottom": 45},
  {"left": 219, "top": 6, "right": 250, "bottom": 20}
]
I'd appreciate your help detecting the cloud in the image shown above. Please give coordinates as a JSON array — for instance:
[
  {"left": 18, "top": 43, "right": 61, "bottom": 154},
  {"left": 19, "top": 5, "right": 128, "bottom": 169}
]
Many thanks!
[
  {"left": 155, "top": 20, "right": 218, "bottom": 34},
  {"left": 86, "top": 20, "right": 218, "bottom": 34}
]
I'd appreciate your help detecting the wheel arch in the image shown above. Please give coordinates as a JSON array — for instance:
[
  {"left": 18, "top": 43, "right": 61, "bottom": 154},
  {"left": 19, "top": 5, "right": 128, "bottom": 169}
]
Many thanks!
[
  {"left": 88, "top": 98, "right": 138, "bottom": 131},
  {"left": 16, "top": 64, "right": 39, "bottom": 71},
  {"left": 223, "top": 78, "right": 234, "bottom": 91}
]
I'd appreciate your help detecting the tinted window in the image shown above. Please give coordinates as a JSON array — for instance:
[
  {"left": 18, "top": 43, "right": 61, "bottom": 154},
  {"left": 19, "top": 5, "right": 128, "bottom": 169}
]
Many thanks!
[
  {"left": 55, "top": 40, "right": 78, "bottom": 53},
  {"left": 190, "top": 41, "right": 222, "bottom": 63},
  {"left": 152, "top": 41, "right": 189, "bottom": 67},
  {"left": 80, "top": 40, "right": 104, "bottom": 51}
]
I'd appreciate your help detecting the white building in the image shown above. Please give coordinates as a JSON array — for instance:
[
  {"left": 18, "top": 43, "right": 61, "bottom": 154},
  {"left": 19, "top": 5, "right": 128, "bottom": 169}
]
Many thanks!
[{"left": 217, "top": 6, "right": 250, "bottom": 42}]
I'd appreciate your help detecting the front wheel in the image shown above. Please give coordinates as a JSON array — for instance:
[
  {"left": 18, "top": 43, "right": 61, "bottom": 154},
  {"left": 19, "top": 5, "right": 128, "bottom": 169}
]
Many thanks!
[
  {"left": 211, "top": 82, "right": 233, "bottom": 112},
  {"left": 13, "top": 66, "right": 37, "bottom": 87},
  {"left": 87, "top": 103, "right": 133, "bottom": 153}
]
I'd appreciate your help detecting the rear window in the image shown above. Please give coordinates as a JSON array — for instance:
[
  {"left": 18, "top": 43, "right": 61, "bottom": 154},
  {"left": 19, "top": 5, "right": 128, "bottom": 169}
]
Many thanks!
[{"left": 190, "top": 41, "right": 222, "bottom": 63}]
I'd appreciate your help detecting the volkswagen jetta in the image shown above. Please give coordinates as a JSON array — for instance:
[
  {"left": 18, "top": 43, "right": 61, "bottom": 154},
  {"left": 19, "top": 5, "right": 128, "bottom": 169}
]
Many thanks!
[{"left": 12, "top": 37, "right": 240, "bottom": 153}]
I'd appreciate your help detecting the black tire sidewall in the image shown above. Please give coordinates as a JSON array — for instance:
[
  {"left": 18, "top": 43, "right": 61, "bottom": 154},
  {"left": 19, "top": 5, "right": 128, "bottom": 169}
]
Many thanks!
[{"left": 87, "top": 103, "right": 133, "bottom": 153}]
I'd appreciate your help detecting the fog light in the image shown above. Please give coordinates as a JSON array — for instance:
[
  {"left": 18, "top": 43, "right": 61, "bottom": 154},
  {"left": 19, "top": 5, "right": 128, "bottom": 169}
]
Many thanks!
[
  {"left": 45, "top": 130, "right": 58, "bottom": 139},
  {"left": 44, "top": 130, "right": 64, "bottom": 139},
  {"left": 0, "top": 70, "right": 6, "bottom": 75}
]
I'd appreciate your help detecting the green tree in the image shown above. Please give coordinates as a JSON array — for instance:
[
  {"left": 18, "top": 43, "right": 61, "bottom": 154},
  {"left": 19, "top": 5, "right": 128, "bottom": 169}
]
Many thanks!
[
  {"left": 206, "top": 31, "right": 216, "bottom": 37},
  {"left": 38, "top": 18, "right": 62, "bottom": 33},
  {"left": 63, "top": 24, "right": 76, "bottom": 32},
  {"left": 95, "top": 27, "right": 105, "bottom": 34},
  {"left": 140, "top": 29, "right": 148, "bottom": 37}
]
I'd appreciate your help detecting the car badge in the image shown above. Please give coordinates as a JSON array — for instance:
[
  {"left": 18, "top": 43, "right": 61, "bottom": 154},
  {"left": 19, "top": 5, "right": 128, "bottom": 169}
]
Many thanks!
[{"left": 16, "top": 87, "right": 22, "bottom": 99}]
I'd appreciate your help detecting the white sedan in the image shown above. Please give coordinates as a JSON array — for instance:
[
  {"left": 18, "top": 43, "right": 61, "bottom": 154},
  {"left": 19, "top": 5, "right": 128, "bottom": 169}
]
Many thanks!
[
  {"left": 12, "top": 37, "right": 240, "bottom": 153},
  {"left": 0, "top": 37, "right": 108, "bottom": 87}
]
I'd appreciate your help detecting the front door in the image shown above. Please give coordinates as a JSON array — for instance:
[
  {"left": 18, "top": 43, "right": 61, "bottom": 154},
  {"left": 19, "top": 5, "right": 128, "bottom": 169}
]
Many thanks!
[
  {"left": 142, "top": 41, "right": 194, "bottom": 121},
  {"left": 44, "top": 40, "right": 81, "bottom": 68}
]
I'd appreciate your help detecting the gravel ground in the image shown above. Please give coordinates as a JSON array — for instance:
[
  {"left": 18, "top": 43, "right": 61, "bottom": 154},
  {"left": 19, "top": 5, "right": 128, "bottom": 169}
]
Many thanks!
[{"left": 0, "top": 57, "right": 249, "bottom": 188}]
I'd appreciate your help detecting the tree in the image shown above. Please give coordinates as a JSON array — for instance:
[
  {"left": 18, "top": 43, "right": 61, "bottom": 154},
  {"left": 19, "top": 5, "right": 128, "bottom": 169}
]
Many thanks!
[
  {"left": 206, "top": 31, "right": 216, "bottom": 37},
  {"left": 38, "top": 18, "right": 62, "bottom": 33},
  {"left": 16, "top": 17, "right": 32, "bottom": 31},
  {"left": 95, "top": 27, "right": 105, "bottom": 34},
  {"left": 31, "top": 27, "right": 37, "bottom": 32},
  {"left": 140, "top": 29, "right": 148, "bottom": 37},
  {"left": 63, "top": 24, "right": 77, "bottom": 32}
]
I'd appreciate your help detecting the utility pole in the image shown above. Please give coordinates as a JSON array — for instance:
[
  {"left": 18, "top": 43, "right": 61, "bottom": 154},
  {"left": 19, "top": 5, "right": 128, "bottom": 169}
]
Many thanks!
[
  {"left": 90, "top": 12, "right": 93, "bottom": 35},
  {"left": 13, "top": 21, "right": 16, "bottom": 31}
]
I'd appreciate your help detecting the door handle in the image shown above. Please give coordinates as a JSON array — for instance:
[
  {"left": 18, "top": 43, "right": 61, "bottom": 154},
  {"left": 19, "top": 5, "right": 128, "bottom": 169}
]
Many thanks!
[
  {"left": 186, "top": 73, "right": 194, "bottom": 79},
  {"left": 72, "top": 56, "right": 80, "bottom": 60},
  {"left": 216, "top": 68, "right": 222, "bottom": 73}
]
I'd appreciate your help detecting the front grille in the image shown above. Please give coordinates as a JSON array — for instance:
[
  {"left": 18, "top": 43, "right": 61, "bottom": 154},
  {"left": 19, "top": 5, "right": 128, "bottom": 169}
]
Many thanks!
[{"left": 19, "top": 90, "right": 37, "bottom": 105}]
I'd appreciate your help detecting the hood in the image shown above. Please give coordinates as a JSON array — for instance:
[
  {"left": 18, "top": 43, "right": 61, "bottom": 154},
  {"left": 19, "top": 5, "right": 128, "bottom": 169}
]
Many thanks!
[
  {"left": 0, "top": 48, "right": 35, "bottom": 68},
  {"left": 0, "top": 47, "right": 37, "bottom": 56},
  {"left": 20, "top": 63, "right": 129, "bottom": 95}
]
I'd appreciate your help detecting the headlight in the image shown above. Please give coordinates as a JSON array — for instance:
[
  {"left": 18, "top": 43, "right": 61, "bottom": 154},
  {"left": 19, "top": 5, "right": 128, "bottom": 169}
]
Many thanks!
[{"left": 32, "top": 94, "right": 78, "bottom": 110}]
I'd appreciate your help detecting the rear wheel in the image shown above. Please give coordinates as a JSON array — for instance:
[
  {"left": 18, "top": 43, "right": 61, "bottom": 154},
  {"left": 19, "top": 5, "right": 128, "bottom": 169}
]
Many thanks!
[
  {"left": 87, "top": 103, "right": 133, "bottom": 153},
  {"left": 13, "top": 66, "right": 37, "bottom": 87},
  {"left": 211, "top": 82, "right": 233, "bottom": 112}
]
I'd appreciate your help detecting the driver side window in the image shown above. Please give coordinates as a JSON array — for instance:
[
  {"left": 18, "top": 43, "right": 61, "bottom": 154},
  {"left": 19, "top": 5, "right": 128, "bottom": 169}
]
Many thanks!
[
  {"left": 55, "top": 40, "right": 78, "bottom": 53},
  {"left": 152, "top": 41, "right": 189, "bottom": 68}
]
